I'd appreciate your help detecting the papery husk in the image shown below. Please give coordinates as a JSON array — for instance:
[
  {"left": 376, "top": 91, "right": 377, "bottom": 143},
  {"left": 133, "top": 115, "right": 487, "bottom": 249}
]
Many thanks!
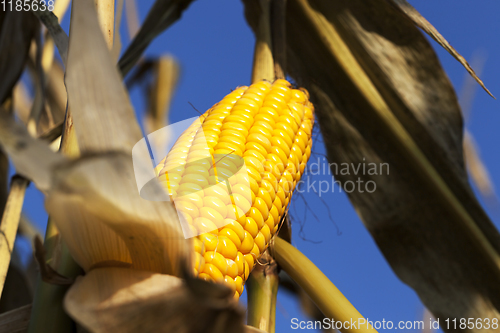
[
  {"left": 46, "top": 152, "right": 191, "bottom": 275},
  {"left": 242, "top": 0, "right": 500, "bottom": 329},
  {"left": 65, "top": 0, "right": 143, "bottom": 154},
  {"left": 65, "top": 267, "right": 245, "bottom": 333}
]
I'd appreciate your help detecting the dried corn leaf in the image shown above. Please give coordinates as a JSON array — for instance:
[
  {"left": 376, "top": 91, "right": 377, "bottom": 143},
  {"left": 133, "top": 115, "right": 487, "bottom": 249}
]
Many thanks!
[
  {"left": 389, "top": 0, "right": 494, "bottom": 98},
  {"left": 66, "top": 0, "right": 143, "bottom": 153},
  {"left": 243, "top": 0, "right": 500, "bottom": 329},
  {"left": 0, "top": 10, "right": 38, "bottom": 104},
  {"left": 145, "top": 55, "right": 179, "bottom": 134},
  {"left": 65, "top": 267, "right": 245, "bottom": 333},
  {"left": 118, "top": 0, "right": 195, "bottom": 76}
]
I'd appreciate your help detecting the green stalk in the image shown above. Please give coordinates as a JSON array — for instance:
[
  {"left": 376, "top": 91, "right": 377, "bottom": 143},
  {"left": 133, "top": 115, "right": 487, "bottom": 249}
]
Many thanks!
[
  {"left": 274, "top": 237, "right": 378, "bottom": 333},
  {"left": 246, "top": 252, "right": 279, "bottom": 333},
  {"left": 28, "top": 219, "right": 81, "bottom": 333}
]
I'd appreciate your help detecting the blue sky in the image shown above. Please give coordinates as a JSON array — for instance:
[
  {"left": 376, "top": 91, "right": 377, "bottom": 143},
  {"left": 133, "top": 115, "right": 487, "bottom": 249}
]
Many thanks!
[{"left": 17, "top": 1, "right": 500, "bottom": 332}]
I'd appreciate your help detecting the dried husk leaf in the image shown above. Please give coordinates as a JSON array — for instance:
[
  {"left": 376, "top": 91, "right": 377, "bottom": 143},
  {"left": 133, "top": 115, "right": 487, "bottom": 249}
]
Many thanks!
[
  {"left": 66, "top": 0, "right": 143, "bottom": 153},
  {"left": 118, "top": 0, "right": 196, "bottom": 76},
  {"left": 389, "top": 0, "right": 494, "bottom": 98},
  {"left": 65, "top": 267, "right": 246, "bottom": 333},
  {"left": 0, "top": 9, "right": 38, "bottom": 104},
  {"left": 46, "top": 152, "right": 191, "bottom": 275},
  {"left": 243, "top": 0, "right": 500, "bottom": 329}
]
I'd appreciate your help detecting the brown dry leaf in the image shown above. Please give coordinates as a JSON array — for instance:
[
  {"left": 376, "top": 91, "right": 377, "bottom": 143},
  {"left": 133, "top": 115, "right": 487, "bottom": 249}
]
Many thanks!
[
  {"left": 118, "top": 0, "right": 196, "bottom": 76},
  {"left": 389, "top": 0, "right": 494, "bottom": 98},
  {"left": 47, "top": 152, "right": 190, "bottom": 275},
  {"left": 145, "top": 55, "right": 179, "bottom": 134},
  {"left": 65, "top": 267, "right": 245, "bottom": 333},
  {"left": 243, "top": 0, "right": 500, "bottom": 329},
  {"left": 65, "top": 0, "right": 143, "bottom": 153},
  {"left": 0, "top": 10, "right": 38, "bottom": 104}
]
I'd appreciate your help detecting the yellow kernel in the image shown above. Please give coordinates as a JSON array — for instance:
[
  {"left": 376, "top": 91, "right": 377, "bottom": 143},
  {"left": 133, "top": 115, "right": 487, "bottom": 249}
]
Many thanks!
[
  {"left": 199, "top": 233, "right": 218, "bottom": 251},
  {"left": 221, "top": 219, "right": 245, "bottom": 242},
  {"left": 248, "top": 207, "right": 265, "bottom": 229},
  {"left": 263, "top": 172, "right": 279, "bottom": 193},
  {"left": 244, "top": 253, "right": 255, "bottom": 270},
  {"left": 235, "top": 275, "right": 244, "bottom": 294},
  {"left": 260, "top": 224, "right": 271, "bottom": 243},
  {"left": 203, "top": 183, "right": 230, "bottom": 203},
  {"left": 219, "top": 227, "right": 242, "bottom": 248},
  {"left": 278, "top": 115, "right": 299, "bottom": 133},
  {"left": 257, "top": 186, "right": 273, "bottom": 210},
  {"left": 253, "top": 197, "right": 270, "bottom": 221},
  {"left": 203, "top": 196, "right": 228, "bottom": 218},
  {"left": 174, "top": 200, "right": 199, "bottom": 220},
  {"left": 247, "top": 133, "right": 272, "bottom": 153},
  {"left": 179, "top": 173, "right": 209, "bottom": 189},
  {"left": 265, "top": 215, "right": 275, "bottom": 230},
  {"left": 232, "top": 193, "right": 252, "bottom": 214},
  {"left": 221, "top": 122, "right": 249, "bottom": 137},
  {"left": 224, "top": 275, "right": 237, "bottom": 293},
  {"left": 198, "top": 273, "right": 213, "bottom": 282},
  {"left": 244, "top": 217, "right": 259, "bottom": 238},
  {"left": 255, "top": 232, "right": 266, "bottom": 253},
  {"left": 204, "top": 251, "right": 228, "bottom": 275},
  {"left": 176, "top": 193, "right": 203, "bottom": 209},
  {"left": 269, "top": 146, "right": 288, "bottom": 166},
  {"left": 216, "top": 236, "right": 238, "bottom": 260},
  {"left": 244, "top": 149, "right": 266, "bottom": 162},
  {"left": 226, "top": 259, "right": 239, "bottom": 278},
  {"left": 249, "top": 124, "right": 273, "bottom": 138},
  {"left": 235, "top": 252, "right": 245, "bottom": 275},
  {"left": 216, "top": 136, "right": 245, "bottom": 153},
  {"left": 203, "top": 263, "right": 224, "bottom": 282},
  {"left": 245, "top": 141, "right": 268, "bottom": 157},
  {"left": 250, "top": 243, "right": 260, "bottom": 261},
  {"left": 245, "top": 165, "right": 263, "bottom": 184},
  {"left": 226, "top": 204, "right": 246, "bottom": 225},
  {"left": 272, "top": 128, "right": 294, "bottom": 149},
  {"left": 240, "top": 230, "right": 255, "bottom": 253},
  {"left": 194, "top": 237, "right": 205, "bottom": 255},
  {"left": 193, "top": 217, "right": 218, "bottom": 235},
  {"left": 231, "top": 183, "right": 254, "bottom": 203},
  {"left": 194, "top": 253, "right": 205, "bottom": 273},
  {"left": 269, "top": 205, "right": 279, "bottom": 227},
  {"left": 199, "top": 207, "right": 224, "bottom": 227},
  {"left": 263, "top": 160, "right": 282, "bottom": 180}
]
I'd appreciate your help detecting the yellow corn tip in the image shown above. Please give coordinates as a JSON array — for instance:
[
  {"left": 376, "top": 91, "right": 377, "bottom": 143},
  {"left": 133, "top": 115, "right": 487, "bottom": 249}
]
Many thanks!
[{"left": 156, "top": 80, "right": 314, "bottom": 298}]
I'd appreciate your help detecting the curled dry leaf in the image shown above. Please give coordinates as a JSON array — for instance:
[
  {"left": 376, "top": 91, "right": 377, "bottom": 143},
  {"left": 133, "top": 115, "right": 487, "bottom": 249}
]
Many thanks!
[
  {"left": 65, "top": 267, "right": 246, "bottom": 333},
  {"left": 389, "top": 0, "right": 494, "bottom": 98},
  {"left": 242, "top": 0, "right": 500, "bottom": 330}
]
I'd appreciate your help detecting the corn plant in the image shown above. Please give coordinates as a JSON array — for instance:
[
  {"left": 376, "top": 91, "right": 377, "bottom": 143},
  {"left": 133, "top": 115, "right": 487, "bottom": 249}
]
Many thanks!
[{"left": 0, "top": 0, "right": 498, "bottom": 332}]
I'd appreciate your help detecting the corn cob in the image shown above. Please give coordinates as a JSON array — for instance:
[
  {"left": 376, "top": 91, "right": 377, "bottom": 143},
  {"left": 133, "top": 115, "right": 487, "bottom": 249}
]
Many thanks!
[{"left": 155, "top": 80, "right": 314, "bottom": 298}]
